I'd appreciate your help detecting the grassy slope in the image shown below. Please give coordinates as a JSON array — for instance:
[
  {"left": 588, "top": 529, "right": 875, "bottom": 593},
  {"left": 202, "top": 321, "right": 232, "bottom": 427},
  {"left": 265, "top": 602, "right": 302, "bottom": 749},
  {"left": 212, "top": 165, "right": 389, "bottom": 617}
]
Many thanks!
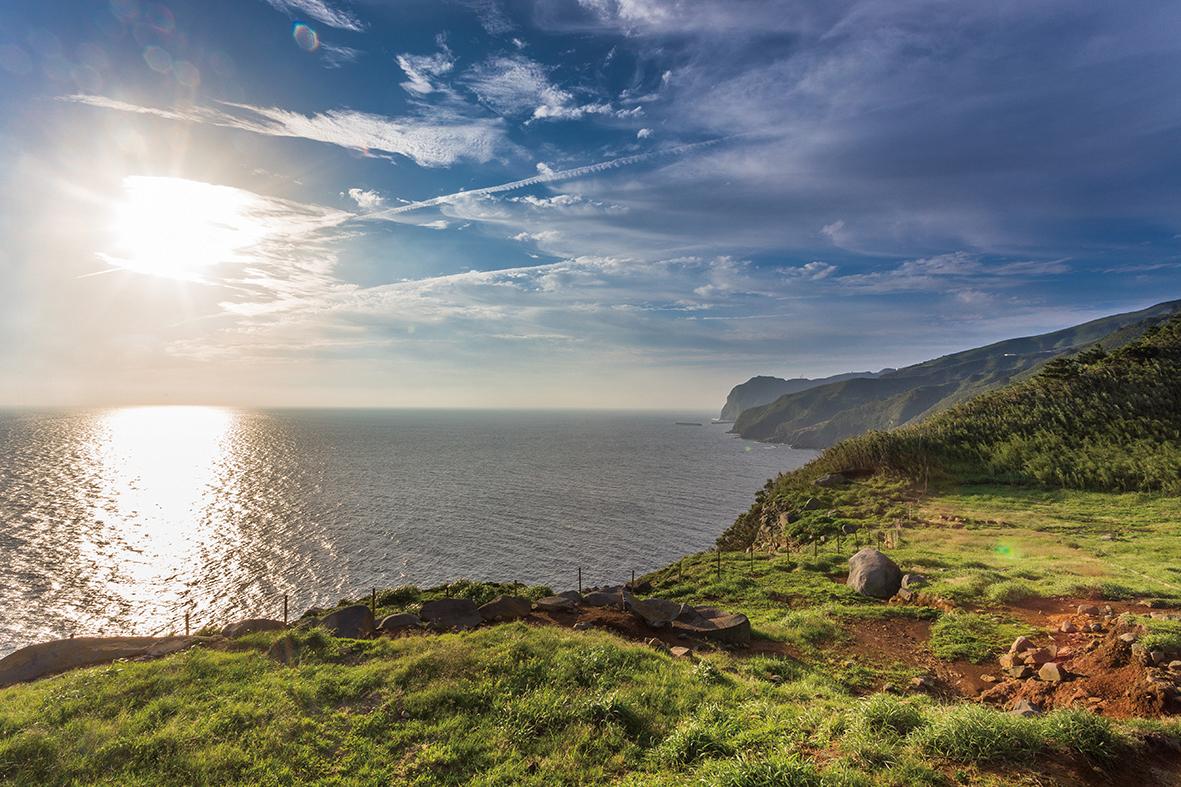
[{"left": 732, "top": 300, "right": 1181, "bottom": 448}]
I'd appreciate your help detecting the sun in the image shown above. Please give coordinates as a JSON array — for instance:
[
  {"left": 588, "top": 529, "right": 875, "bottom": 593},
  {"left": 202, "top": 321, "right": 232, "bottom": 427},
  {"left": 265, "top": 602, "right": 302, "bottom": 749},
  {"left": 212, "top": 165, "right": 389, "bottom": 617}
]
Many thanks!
[{"left": 102, "top": 176, "right": 267, "bottom": 282}]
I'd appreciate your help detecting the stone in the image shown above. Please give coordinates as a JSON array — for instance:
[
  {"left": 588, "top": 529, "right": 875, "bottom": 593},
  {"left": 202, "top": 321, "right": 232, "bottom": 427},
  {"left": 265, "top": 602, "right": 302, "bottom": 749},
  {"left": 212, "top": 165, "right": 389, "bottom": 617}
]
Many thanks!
[
  {"left": 801, "top": 497, "right": 824, "bottom": 511},
  {"left": 1038, "top": 662, "right": 1064, "bottom": 683},
  {"left": 477, "top": 595, "right": 532, "bottom": 622},
  {"left": 572, "top": 621, "right": 592, "bottom": 631},
  {"left": 1008, "top": 665, "right": 1033, "bottom": 679},
  {"left": 894, "top": 588, "right": 914, "bottom": 603},
  {"left": 1118, "top": 632, "right": 1139, "bottom": 644},
  {"left": 981, "top": 674, "right": 998, "bottom": 683},
  {"left": 319, "top": 605, "right": 375, "bottom": 638},
  {"left": 673, "top": 606, "right": 752, "bottom": 646},
  {"left": 377, "top": 613, "right": 421, "bottom": 632},
  {"left": 901, "top": 573, "right": 927, "bottom": 590},
  {"left": 845, "top": 548, "right": 902, "bottom": 599},
  {"left": 420, "top": 599, "right": 482, "bottom": 631},
  {"left": 1168, "top": 660, "right": 1181, "bottom": 671},
  {"left": 815, "top": 473, "right": 848, "bottom": 487},
  {"left": 221, "top": 618, "right": 286, "bottom": 638},
  {"left": 583, "top": 589, "right": 632, "bottom": 608},
  {"left": 1009, "top": 636, "right": 1034, "bottom": 654},
  {"left": 1024, "top": 647, "right": 1055, "bottom": 666},
  {"left": 998, "top": 653, "right": 1017, "bottom": 670},
  {"left": 630, "top": 598, "right": 687, "bottom": 628},
  {"left": 0, "top": 636, "right": 194, "bottom": 687},
  {"left": 556, "top": 590, "right": 584, "bottom": 603},
  {"left": 669, "top": 646, "right": 693, "bottom": 658},
  {"left": 1150, "top": 650, "right": 1168, "bottom": 666},
  {"left": 534, "top": 595, "right": 578, "bottom": 613},
  {"left": 1078, "top": 604, "right": 1100, "bottom": 616},
  {"left": 909, "top": 676, "right": 935, "bottom": 692},
  {"left": 1059, "top": 621, "right": 1078, "bottom": 633},
  {"left": 645, "top": 637, "right": 669, "bottom": 652},
  {"left": 1009, "top": 699, "right": 1042, "bottom": 717}
]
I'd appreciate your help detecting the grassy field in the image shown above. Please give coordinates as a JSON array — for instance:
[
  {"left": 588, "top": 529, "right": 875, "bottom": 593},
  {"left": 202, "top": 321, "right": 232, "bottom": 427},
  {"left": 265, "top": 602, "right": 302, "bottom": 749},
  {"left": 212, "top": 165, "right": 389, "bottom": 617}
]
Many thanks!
[{"left": 2, "top": 480, "right": 1181, "bottom": 785}]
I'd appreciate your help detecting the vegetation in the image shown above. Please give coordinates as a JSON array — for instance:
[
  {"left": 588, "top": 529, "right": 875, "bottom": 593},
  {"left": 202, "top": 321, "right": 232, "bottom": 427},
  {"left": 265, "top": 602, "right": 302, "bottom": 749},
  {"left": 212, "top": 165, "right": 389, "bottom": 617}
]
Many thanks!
[
  {"left": 731, "top": 300, "right": 1180, "bottom": 448},
  {"left": 929, "top": 613, "right": 1028, "bottom": 664}
]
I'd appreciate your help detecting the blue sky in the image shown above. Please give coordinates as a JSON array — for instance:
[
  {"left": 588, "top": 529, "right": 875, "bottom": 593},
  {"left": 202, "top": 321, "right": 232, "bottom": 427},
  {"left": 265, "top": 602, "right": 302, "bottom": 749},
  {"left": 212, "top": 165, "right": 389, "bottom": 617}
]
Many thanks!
[{"left": 1, "top": 0, "right": 1180, "bottom": 408}]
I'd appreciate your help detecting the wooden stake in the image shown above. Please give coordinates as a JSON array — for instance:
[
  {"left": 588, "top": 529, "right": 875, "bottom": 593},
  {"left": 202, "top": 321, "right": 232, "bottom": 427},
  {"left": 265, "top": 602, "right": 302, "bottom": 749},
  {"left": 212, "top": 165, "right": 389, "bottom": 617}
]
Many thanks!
[
  {"left": 371, "top": 588, "right": 376, "bottom": 618},
  {"left": 184, "top": 609, "right": 190, "bottom": 637},
  {"left": 578, "top": 567, "right": 582, "bottom": 593},
  {"left": 283, "top": 594, "right": 288, "bottom": 626}
]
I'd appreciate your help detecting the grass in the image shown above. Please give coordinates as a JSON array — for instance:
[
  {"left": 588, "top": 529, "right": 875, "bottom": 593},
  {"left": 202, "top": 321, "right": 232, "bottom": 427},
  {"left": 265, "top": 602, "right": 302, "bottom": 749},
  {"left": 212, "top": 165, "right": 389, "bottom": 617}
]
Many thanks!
[{"left": 929, "top": 613, "right": 1028, "bottom": 664}]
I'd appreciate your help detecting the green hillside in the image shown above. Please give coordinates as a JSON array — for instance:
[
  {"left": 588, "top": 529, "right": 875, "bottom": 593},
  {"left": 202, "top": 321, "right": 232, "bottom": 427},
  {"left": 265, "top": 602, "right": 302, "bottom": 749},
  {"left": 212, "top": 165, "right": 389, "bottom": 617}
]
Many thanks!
[{"left": 732, "top": 300, "right": 1181, "bottom": 448}]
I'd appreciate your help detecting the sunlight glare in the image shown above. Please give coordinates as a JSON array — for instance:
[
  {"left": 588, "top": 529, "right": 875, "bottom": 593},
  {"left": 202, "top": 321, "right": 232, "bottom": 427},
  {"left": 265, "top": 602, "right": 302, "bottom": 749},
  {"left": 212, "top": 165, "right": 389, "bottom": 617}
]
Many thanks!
[{"left": 102, "top": 176, "right": 268, "bottom": 281}]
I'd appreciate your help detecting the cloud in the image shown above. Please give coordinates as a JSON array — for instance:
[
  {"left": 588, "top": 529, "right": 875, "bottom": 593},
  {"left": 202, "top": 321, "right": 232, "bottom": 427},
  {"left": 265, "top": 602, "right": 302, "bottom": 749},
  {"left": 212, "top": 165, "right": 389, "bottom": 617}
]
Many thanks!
[
  {"left": 462, "top": 54, "right": 636, "bottom": 121},
  {"left": 344, "top": 188, "right": 385, "bottom": 209},
  {"left": 260, "top": 0, "right": 366, "bottom": 31},
  {"left": 838, "top": 253, "right": 1071, "bottom": 293},
  {"left": 320, "top": 44, "right": 362, "bottom": 68},
  {"left": 637, "top": 127, "right": 653, "bottom": 139},
  {"left": 396, "top": 43, "right": 455, "bottom": 95},
  {"left": 64, "top": 95, "right": 509, "bottom": 168}
]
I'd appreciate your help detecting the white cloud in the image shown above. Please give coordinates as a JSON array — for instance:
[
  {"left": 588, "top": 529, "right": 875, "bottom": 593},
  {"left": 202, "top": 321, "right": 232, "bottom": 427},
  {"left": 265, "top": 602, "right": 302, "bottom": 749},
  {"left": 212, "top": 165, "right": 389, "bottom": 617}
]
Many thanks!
[
  {"left": 512, "top": 230, "right": 561, "bottom": 243},
  {"left": 637, "top": 127, "right": 653, "bottom": 139},
  {"left": 396, "top": 44, "right": 454, "bottom": 95},
  {"left": 321, "top": 44, "right": 362, "bottom": 68},
  {"left": 462, "top": 54, "right": 635, "bottom": 121},
  {"left": 345, "top": 188, "right": 385, "bottom": 209},
  {"left": 422, "top": 220, "right": 450, "bottom": 230},
  {"left": 261, "top": 0, "right": 365, "bottom": 31},
  {"left": 65, "top": 95, "right": 509, "bottom": 168}
]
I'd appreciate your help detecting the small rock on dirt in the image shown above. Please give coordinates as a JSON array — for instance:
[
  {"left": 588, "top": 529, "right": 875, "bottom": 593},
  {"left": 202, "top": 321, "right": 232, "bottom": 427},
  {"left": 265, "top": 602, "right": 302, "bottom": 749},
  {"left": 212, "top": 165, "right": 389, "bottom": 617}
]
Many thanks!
[
  {"left": 1078, "top": 604, "right": 1100, "bottom": 616},
  {"left": 1038, "top": 662, "right": 1064, "bottom": 683},
  {"left": 1009, "top": 636, "right": 1034, "bottom": 654},
  {"left": 1009, "top": 699, "right": 1042, "bottom": 717},
  {"left": 909, "top": 676, "right": 935, "bottom": 692},
  {"left": 669, "top": 646, "right": 693, "bottom": 658},
  {"left": 1008, "top": 665, "right": 1033, "bottom": 679},
  {"left": 1059, "top": 621, "right": 1078, "bottom": 633}
]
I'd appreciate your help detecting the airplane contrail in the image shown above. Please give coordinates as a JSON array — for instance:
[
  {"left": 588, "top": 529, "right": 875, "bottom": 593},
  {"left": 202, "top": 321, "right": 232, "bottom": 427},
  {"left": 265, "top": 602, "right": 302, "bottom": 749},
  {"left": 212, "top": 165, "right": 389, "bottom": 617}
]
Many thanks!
[{"left": 358, "top": 137, "right": 730, "bottom": 222}]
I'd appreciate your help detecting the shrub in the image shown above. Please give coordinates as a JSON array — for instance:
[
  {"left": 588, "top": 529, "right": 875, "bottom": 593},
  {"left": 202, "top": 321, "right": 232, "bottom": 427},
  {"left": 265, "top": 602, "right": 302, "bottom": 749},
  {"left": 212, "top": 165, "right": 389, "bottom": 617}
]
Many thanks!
[
  {"left": 929, "top": 612, "right": 1022, "bottom": 663},
  {"left": 1039, "top": 709, "right": 1123, "bottom": 763},
  {"left": 984, "top": 580, "right": 1037, "bottom": 604},
  {"left": 855, "top": 694, "right": 926, "bottom": 738}
]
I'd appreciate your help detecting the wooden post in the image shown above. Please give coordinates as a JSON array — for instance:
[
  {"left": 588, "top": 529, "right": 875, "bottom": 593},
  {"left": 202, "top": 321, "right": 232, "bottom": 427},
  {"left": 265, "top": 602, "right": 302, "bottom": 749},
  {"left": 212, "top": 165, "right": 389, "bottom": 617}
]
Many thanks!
[
  {"left": 283, "top": 594, "right": 288, "bottom": 625},
  {"left": 371, "top": 588, "right": 376, "bottom": 618},
  {"left": 184, "top": 609, "right": 190, "bottom": 637},
  {"left": 679, "top": 559, "right": 683, "bottom": 581},
  {"left": 631, "top": 569, "right": 635, "bottom": 588},
  {"left": 578, "top": 567, "right": 582, "bottom": 593}
]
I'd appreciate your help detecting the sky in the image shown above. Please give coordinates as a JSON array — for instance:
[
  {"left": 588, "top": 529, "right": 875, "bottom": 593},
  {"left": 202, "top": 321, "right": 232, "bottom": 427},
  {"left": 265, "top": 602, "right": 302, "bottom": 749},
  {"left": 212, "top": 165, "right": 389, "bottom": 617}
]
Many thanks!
[{"left": 1, "top": 0, "right": 1180, "bottom": 409}]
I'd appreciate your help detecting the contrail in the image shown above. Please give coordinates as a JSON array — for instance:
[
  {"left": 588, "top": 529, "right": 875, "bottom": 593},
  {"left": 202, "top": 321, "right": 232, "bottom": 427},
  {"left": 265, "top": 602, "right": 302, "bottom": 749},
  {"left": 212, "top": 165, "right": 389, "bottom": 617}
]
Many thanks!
[{"left": 359, "top": 137, "right": 729, "bottom": 221}]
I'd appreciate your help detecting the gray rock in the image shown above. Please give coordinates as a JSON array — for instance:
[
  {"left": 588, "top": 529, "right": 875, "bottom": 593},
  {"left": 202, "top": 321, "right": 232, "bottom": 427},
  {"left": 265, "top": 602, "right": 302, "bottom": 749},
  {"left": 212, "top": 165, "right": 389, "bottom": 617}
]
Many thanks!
[
  {"left": 1007, "top": 665, "right": 1033, "bottom": 679},
  {"left": 814, "top": 473, "right": 848, "bottom": 487},
  {"left": 420, "top": 599, "right": 482, "bottom": 631},
  {"left": 319, "top": 605, "right": 375, "bottom": 638},
  {"left": 377, "top": 613, "right": 421, "bottom": 632},
  {"left": 477, "top": 595, "right": 532, "bottom": 622},
  {"left": 1078, "top": 604, "right": 1100, "bottom": 616},
  {"left": 572, "top": 621, "right": 592, "bottom": 631},
  {"left": 1009, "top": 699, "right": 1042, "bottom": 717},
  {"left": 900, "top": 573, "right": 927, "bottom": 590},
  {"left": 556, "top": 590, "right": 583, "bottom": 603},
  {"left": 1038, "top": 662, "right": 1064, "bottom": 683},
  {"left": 909, "top": 675, "right": 935, "bottom": 692},
  {"left": 801, "top": 498, "right": 824, "bottom": 511},
  {"left": 1009, "top": 636, "right": 1034, "bottom": 654},
  {"left": 1059, "top": 621, "right": 1078, "bottom": 633},
  {"left": 630, "top": 598, "right": 687, "bottom": 628},
  {"left": 645, "top": 637, "right": 669, "bottom": 652},
  {"left": 583, "top": 589, "right": 633, "bottom": 608},
  {"left": 0, "top": 636, "right": 193, "bottom": 687},
  {"left": 669, "top": 646, "right": 693, "bottom": 658},
  {"left": 221, "top": 618, "right": 286, "bottom": 638},
  {"left": 846, "top": 548, "right": 902, "bottom": 599},
  {"left": 534, "top": 595, "right": 578, "bottom": 613},
  {"left": 673, "top": 606, "right": 752, "bottom": 646}
]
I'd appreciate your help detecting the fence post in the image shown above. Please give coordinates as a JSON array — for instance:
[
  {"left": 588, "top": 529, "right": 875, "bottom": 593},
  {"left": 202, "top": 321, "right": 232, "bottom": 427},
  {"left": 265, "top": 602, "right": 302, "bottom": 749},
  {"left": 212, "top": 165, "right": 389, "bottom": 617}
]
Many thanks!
[
  {"left": 184, "top": 609, "right": 190, "bottom": 637},
  {"left": 631, "top": 569, "right": 635, "bottom": 588},
  {"left": 283, "top": 594, "right": 288, "bottom": 626},
  {"left": 578, "top": 567, "right": 582, "bottom": 593},
  {"left": 371, "top": 588, "right": 376, "bottom": 619}
]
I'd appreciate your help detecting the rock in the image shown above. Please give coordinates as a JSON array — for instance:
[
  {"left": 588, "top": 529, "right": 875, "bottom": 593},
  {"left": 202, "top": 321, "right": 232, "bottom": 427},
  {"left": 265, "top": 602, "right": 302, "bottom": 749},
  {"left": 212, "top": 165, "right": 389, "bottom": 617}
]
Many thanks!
[
  {"left": 534, "top": 595, "right": 578, "bottom": 613},
  {"left": 981, "top": 674, "right": 998, "bottom": 683},
  {"left": 583, "top": 589, "right": 632, "bottom": 608},
  {"left": 669, "top": 646, "right": 693, "bottom": 658},
  {"left": 221, "top": 618, "right": 286, "bottom": 638},
  {"left": 998, "top": 653, "right": 1017, "bottom": 670},
  {"left": 1150, "top": 650, "right": 1168, "bottom": 666},
  {"left": 318, "top": 605, "right": 375, "bottom": 638},
  {"left": 909, "top": 676, "right": 935, "bottom": 692},
  {"left": 894, "top": 588, "right": 914, "bottom": 603},
  {"left": 630, "top": 598, "right": 687, "bottom": 628},
  {"left": 645, "top": 637, "right": 669, "bottom": 652},
  {"left": 672, "top": 606, "right": 751, "bottom": 646},
  {"left": 377, "top": 613, "right": 421, "bottom": 632},
  {"left": 1059, "top": 621, "right": 1078, "bottom": 633},
  {"left": 1024, "top": 647, "right": 1055, "bottom": 666},
  {"left": 1168, "top": 660, "right": 1181, "bottom": 671},
  {"left": 1009, "top": 699, "right": 1042, "bottom": 717},
  {"left": 814, "top": 473, "right": 848, "bottom": 487},
  {"left": 556, "top": 590, "right": 583, "bottom": 603},
  {"left": 267, "top": 636, "right": 299, "bottom": 665},
  {"left": 1056, "top": 647, "right": 1074, "bottom": 659},
  {"left": 1009, "top": 636, "right": 1034, "bottom": 654},
  {"left": 572, "top": 621, "right": 592, "bottom": 631},
  {"left": 1141, "top": 599, "right": 1168, "bottom": 609},
  {"left": 901, "top": 573, "right": 927, "bottom": 590},
  {"left": 1118, "top": 632, "right": 1139, "bottom": 644},
  {"left": 478, "top": 595, "right": 532, "bottom": 622},
  {"left": 845, "top": 548, "right": 902, "bottom": 599},
  {"left": 841, "top": 523, "right": 859, "bottom": 535},
  {"left": 1038, "top": 662, "right": 1064, "bottom": 683},
  {"left": 1008, "top": 665, "right": 1033, "bottom": 679},
  {"left": 801, "top": 498, "right": 824, "bottom": 511},
  {"left": 0, "top": 636, "right": 194, "bottom": 687},
  {"left": 420, "top": 599, "right": 482, "bottom": 631},
  {"left": 1078, "top": 604, "right": 1100, "bottom": 616},
  {"left": 1087, "top": 623, "right": 1104, "bottom": 633}
]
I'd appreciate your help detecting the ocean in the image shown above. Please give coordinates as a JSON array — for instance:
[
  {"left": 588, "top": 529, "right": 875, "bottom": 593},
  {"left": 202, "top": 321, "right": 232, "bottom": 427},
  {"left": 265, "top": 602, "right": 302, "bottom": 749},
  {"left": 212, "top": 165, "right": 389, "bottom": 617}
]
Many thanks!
[{"left": 0, "top": 407, "right": 812, "bottom": 656}]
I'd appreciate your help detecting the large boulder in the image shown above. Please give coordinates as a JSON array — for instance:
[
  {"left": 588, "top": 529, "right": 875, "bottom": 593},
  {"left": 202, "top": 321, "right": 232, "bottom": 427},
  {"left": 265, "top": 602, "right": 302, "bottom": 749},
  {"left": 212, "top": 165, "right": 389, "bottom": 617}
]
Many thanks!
[
  {"left": 846, "top": 548, "right": 902, "bottom": 599},
  {"left": 0, "top": 636, "right": 193, "bottom": 687},
  {"left": 629, "top": 598, "right": 687, "bottom": 628},
  {"left": 673, "top": 607, "right": 751, "bottom": 646},
  {"left": 534, "top": 594, "right": 579, "bottom": 613},
  {"left": 420, "top": 599, "right": 482, "bottom": 631},
  {"left": 377, "top": 613, "right": 421, "bottom": 633},
  {"left": 222, "top": 618, "right": 286, "bottom": 638},
  {"left": 583, "top": 588, "right": 633, "bottom": 608},
  {"left": 319, "top": 604, "right": 375, "bottom": 638},
  {"left": 478, "top": 595, "right": 532, "bottom": 622}
]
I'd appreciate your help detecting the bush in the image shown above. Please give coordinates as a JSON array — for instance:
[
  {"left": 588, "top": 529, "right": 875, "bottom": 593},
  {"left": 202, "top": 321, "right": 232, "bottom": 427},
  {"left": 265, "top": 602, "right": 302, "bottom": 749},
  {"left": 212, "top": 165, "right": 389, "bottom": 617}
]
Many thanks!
[
  {"left": 929, "top": 613, "right": 1021, "bottom": 663},
  {"left": 984, "top": 580, "right": 1037, "bottom": 604},
  {"left": 915, "top": 704, "right": 1041, "bottom": 763},
  {"left": 854, "top": 694, "right": 926, "bottom": 738},
  {"left": 1040, "top": 709, "right": 1123, "bottom": 763}
]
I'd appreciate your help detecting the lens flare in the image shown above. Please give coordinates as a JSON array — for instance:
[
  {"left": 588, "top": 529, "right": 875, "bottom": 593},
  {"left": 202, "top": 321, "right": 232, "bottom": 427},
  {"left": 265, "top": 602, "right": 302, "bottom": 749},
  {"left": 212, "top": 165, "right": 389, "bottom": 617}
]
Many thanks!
[
  {"left": 292, "top": 22, "right": 319, "bottom": 52},
  {"left": 143, "top": 45, "right": 171, "bottom": 73}
]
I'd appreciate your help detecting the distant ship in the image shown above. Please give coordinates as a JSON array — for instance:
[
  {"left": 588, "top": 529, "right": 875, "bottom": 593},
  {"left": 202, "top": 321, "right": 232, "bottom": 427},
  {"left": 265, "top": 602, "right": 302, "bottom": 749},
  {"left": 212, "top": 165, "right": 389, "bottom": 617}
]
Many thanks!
[{"left": 675, "top": 421, "right": 703, "bottom": 426}]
